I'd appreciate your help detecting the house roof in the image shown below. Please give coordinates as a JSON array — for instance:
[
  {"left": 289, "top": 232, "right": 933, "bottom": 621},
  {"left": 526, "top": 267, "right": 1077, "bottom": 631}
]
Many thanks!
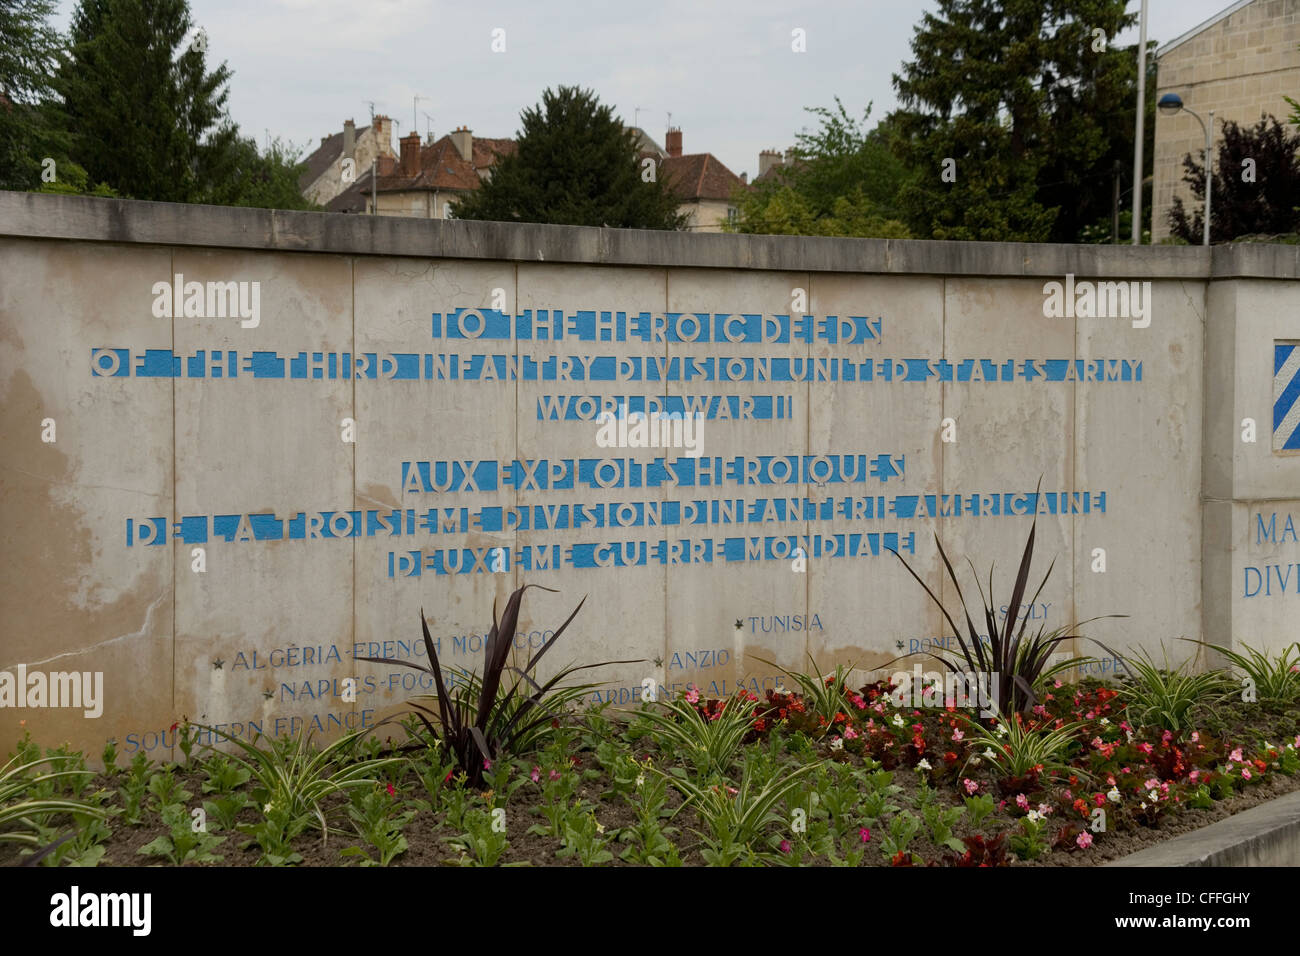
[
  {"left": 380, "top": 134, "right": 513, "bottom": 193},
  {"left": 1157, "top": 0, "right": 1255, "bottom": 58},
  {"left": 299, "top": 125, "right": 370, "bottom": 190},
  {"left": 660, "top": 153, "right": 747, "bottom": 201}
]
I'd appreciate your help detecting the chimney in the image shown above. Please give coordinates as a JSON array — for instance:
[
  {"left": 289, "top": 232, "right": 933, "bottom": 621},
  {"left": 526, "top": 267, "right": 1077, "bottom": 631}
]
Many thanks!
[
  {"left": 784, "top": 147, "right": 795, "bottom": 165},
  {"left": 740, "top": 172, "right": 748, "bottom": 185},
  {"left": 758, "top": 149, "right": 782, "bottom": 177},
  {"left": 343, "top": 119, "right": 356, "bottom": 161},
  {"left": 399, "top": 132, "right": 421, "bottom": 177},
  {"left": 372, "top": 115, "right": 393, "bottom": 156},
  {"left": 377, "top": 154, "right": 396, "bottom": 177},
  {"left": 665, "top": 127, "right": 682, "bottom": 158},
  {"left": 451, "top": 126, "right": 473, "bottom": 162}
]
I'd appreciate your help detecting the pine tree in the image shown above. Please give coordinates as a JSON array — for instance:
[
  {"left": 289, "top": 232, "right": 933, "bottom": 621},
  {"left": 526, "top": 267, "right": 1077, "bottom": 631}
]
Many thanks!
[
  {"left": 890, "top": 0, "right": 1145, "bottom": 242},
  {"left": 53, "top": 0, "right": 238, "bottom": 202},
  {"left": 1169, "top": 114, "right": 1300, "bottom": 243},
  {"left": 451, "top": 86, "right": 686, "bottom": 229}
]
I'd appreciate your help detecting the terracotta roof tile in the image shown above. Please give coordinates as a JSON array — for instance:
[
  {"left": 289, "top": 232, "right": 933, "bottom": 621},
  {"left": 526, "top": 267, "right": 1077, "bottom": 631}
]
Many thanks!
[{"left": 660, "top": 153, "right": 747, "bottom": 201}]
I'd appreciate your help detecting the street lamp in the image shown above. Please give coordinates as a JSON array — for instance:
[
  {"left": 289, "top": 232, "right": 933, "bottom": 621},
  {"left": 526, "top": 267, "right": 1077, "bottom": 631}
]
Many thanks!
[{"left": 1159, "top": 93, "right": 1215, "bottom": 246}]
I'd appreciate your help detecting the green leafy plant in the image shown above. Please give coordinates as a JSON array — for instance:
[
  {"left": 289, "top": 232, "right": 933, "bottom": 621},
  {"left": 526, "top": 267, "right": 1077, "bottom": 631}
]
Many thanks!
[
  {"left": 0, "top": 751, "right": 110, "bottom": 850},
  {"left": 201, "top": 753, "right": 252, "bottom": 794},
  {"left": 1117, "top": 647, "right": 1233, "bottom": 734},
  {"left": 922, "top": 801, "right": 967, "bottom": 853},
  {"left": 202, "top": 792, "right": 249, "bottom": 833},
  {"left": 757, "top": 654, "right": 857, "bottom": 734},
  {"left": 117, "top": 751, "right": 152, "bottom": 826},
  {"left": 556, "top": 810, "right": 615, "bottom": 866},
  {"left": 878, "top": 810, "right": 921, "bottom": 864},
  {"left": 1189, "top": 639, "right": 1300, "bottom": 705},
  {"left": 666, "top": 759, "right": 816, "bottom": 866},
  {"left": 639, "top": 692, "right": 759, "bottom": 778},
  {"left": 1009, "top": 814, "right": 1049, "bottom": 861},
  {"left": 138, "top": 803, "right": 225, "bottom": 865},
  {"left": 201, "top": 727, "right": 405, "bottom": 840},
  {"left": 617, "top": 758, "right": 681, "bottom": 866},
  {"left": 360, "top": 584, "right": 633, "bottom": 786},
  {"left": 445, "top": 806, "right": 515, "bottom": 866},
  {"left": 960, "top": 713, "right": 1086, "bottom": 781},
  {"left": 890, "top": 507, "right": 1120, "bottom": 716},
  {"left": 341, "top": 786, "right": 414, "bottom": 866},
  {"left": 964, "top": 792, "right": 996, "bottom": 828}
]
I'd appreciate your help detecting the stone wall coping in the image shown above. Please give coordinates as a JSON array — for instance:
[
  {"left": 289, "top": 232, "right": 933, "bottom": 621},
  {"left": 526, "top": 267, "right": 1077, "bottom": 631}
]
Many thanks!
[{"left": 9, "top": 191, "right": 1294, "bottom": 280}]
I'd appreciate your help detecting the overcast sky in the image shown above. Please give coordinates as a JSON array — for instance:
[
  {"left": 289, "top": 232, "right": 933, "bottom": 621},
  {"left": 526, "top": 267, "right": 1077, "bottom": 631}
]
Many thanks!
[{"left": 52, "top": 0, "right": 1236, "bottom": 179}]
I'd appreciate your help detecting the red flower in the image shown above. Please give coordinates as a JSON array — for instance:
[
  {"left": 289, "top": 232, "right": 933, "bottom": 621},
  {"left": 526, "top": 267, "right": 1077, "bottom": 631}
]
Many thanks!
[{"left": 385, "top": 782, "right": 396, "bottom": 797}]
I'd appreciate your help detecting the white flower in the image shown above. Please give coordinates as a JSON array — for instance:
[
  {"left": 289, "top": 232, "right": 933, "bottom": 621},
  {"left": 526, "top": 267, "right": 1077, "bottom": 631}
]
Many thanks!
[
  {"left": 1107, "top": 787, "right": 1121, "bottom": 803},
  {"left": 995, "top": 722, "right": 1008, "bottom": 737},
  {"left": 984, "top": 748, "right": 997, "bottom": 760},
  {"left": 1148, "top": 789, "right": 1159, "bottom": 802},
  {"left": 595, "top": 820, "right": 605, "bottom": 834},
  {"left": 969, "top": 756, "right": 982, "bottom": 767},
  {"left": 263, "top": 802, "right": 273, "bottom": 814},
  {"left": 916, "top": 758, "right": 932, "bottom": 771},
  {"left": 1027, "top": 810, "right": 1043, "bottom": 823},
  {"left": 635, "top": 774, "right": 645, "bottom": 788},
  {"left": 1099, "top": 717, "right": 1110, "bottom": 726},
  {"left": 1140, "top": 801, "right": 1147, "bottom": 810},
  {"left": 892, "top": 714, "right": 905, "bottom": 728},
  {"left": 830, "top": 737, "right": 844, "bottom": 751}
]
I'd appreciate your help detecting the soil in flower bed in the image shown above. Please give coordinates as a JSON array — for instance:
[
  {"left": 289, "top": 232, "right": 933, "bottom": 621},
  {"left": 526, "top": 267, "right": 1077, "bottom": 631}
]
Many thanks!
[{"left": 4, "top": 679, "right": 1299, "bottom": 867}]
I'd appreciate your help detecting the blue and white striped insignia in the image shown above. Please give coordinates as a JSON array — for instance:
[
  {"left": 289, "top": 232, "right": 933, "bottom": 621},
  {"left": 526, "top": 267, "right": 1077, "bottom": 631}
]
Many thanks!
[{"left": 1275, "top": 342, "right": 1300, "bottom": 451}]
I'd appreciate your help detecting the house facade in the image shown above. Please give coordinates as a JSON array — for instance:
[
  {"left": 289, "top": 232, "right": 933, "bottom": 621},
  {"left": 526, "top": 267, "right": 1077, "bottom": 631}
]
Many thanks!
[{"left": 1153, "top": 0, "right": 1300, "bottom": 241}]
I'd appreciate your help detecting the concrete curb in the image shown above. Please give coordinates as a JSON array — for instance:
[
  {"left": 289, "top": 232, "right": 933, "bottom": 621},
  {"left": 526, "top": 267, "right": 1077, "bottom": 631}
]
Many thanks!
[{"left": 1106, "top": 789, "right": 1300, "bottom": 866}]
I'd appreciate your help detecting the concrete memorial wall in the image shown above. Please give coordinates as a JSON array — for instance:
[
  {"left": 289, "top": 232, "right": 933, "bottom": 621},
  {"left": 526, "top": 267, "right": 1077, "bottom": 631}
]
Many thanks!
[{"left": 1, "top": 192, "right": 1297, "bottom": 761}]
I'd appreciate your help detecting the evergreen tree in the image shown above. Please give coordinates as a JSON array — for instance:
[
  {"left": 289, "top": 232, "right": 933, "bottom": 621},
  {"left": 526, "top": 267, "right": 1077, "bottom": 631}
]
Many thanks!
[
  {"left": 53, "top": 0, "right": 238, "bottom": 202},
  {"left": 451, "top": 85, "right": 686, "bottom": 229},
  {"left": 890, "top": 0, "right": 1147, "bottom": 242},
  {"left": 1169, "top": 114, "right": 1300, "bottom": 243}
]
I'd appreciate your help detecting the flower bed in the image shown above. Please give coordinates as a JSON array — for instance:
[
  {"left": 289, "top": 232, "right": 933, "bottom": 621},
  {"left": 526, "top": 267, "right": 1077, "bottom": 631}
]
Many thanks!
[{"left": 3, "top": 673, "right": 1298, "bottom": 867}]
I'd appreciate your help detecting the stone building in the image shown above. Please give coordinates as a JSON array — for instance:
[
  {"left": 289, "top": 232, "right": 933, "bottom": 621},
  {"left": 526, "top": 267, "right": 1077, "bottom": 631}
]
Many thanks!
[
  {"left": 1153, "top": 0, "right": 1300, "bottom": 241},
  {"left": 298, "top": 116, "right": 396, "bottom": 208}
]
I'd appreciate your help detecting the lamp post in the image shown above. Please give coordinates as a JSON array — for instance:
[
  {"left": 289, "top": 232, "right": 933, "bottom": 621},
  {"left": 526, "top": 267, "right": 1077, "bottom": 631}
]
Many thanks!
[
  {"left": 1132, "top": 0, "right": 1148, "bottom": 244},
  {"left": 1159, "top": 93, "right": 1215, "bottom": 246}
]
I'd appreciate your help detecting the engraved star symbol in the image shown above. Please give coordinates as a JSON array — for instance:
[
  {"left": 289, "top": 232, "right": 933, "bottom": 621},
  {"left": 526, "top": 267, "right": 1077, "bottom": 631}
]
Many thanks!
[
  {"left": 262, "top": 690, "right": 274, "bottom": 700},
  {"left": 653, "top": 657, "right": 664, "bottom": 668},
  {"left": 212, "top": 659, "right": 224, "bottom": 669},
  {"left": 735, "top": 619, "right": 743, "bottom": 629},
  {"left": 895, "top": 641, "right": 905, "bottom": 651}
]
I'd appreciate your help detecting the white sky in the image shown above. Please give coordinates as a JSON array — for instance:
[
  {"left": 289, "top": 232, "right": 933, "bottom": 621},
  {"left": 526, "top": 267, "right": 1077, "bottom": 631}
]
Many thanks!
[{"left": 50, "top": 0, "right": 1238, "bottom": 180}]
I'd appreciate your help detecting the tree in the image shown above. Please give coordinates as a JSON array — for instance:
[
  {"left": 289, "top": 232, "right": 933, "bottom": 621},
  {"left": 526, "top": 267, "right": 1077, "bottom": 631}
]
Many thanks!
[
  {"left": 451, "top": 85, "right": 686, "bottom": 229},
  {"left": 53, "top": 0, "right": 239, "bottom": 202},
  {"left": 729, "top": 98, "right": 911, "bottom": 238},
  {"left": 0, "top": 0, "right": 68, "bottom": 190},
  {"left": 1169, "top": 114, "right": 1300, "bottom": 243},
  {"left": 889, "top": 0, "right": 1147, "bottom": 242},
  {"left": 203, "top": 135, "right": 319, "bottom": 210}
]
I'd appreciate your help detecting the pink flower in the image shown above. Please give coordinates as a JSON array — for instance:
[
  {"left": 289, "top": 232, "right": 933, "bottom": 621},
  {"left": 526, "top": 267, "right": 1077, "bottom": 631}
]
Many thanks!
[
  {"left": 548, "top": 769, "right": 560, "bottom": 781},
  {"left": 385, "top": 782, "right": 395, "bottom": 798},
  {"left": 963, "top": 778, "right": 979, "bottom": 795},
  {"left": 779, "top": 840, "right": 791, "bottom": 854},
  {"left": 530, "top": 766, "right": 540, "bottom": 783},
  {"left": 859, "top": 827, "right": 871, "bottom": 843},
  {"left": 685, "top": 686, "right": 700, "bottom": 704},
  {"left": 1015, "top": 794, "right": 1029, "bottom": 810},
  {"left": 952, "top": 729, "right": 964, "bottom": 742},
  {"left": 1229, "top": 747, "right": 1244, "bottom": 763},
  {"left": 1136, "top": 743, "right": 1153, "bottom": 755},
  {"left": 1191, "top": 731, "right": 1200, "bottom": 743},
  {"left": 1076, "top": 832, "right": 1093, "bottom": 849},
  {"left": 483, "top": 759, "right": 492, "bottom": 771},
  {"left": 1090, "top": 737, "right": 1104, "bottom": 749},
  {"left": 1053, "top": 680, "right": 1062, "bottom": 689},
  {"left": 844, "top": 726, "right": 859, "bottom": 740},
  {"left": 1242, "top": 767, "right": 1252, "bottom": 780},
  {"left": 1189, "top": 770, "right": 1199, "bottom": 781}
]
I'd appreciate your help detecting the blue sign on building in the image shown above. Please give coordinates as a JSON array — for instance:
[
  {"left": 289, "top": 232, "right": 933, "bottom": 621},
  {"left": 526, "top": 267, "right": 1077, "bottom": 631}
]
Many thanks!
[{"left": 1275, "top": 342, "right": 1300, "bottom": 451}]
